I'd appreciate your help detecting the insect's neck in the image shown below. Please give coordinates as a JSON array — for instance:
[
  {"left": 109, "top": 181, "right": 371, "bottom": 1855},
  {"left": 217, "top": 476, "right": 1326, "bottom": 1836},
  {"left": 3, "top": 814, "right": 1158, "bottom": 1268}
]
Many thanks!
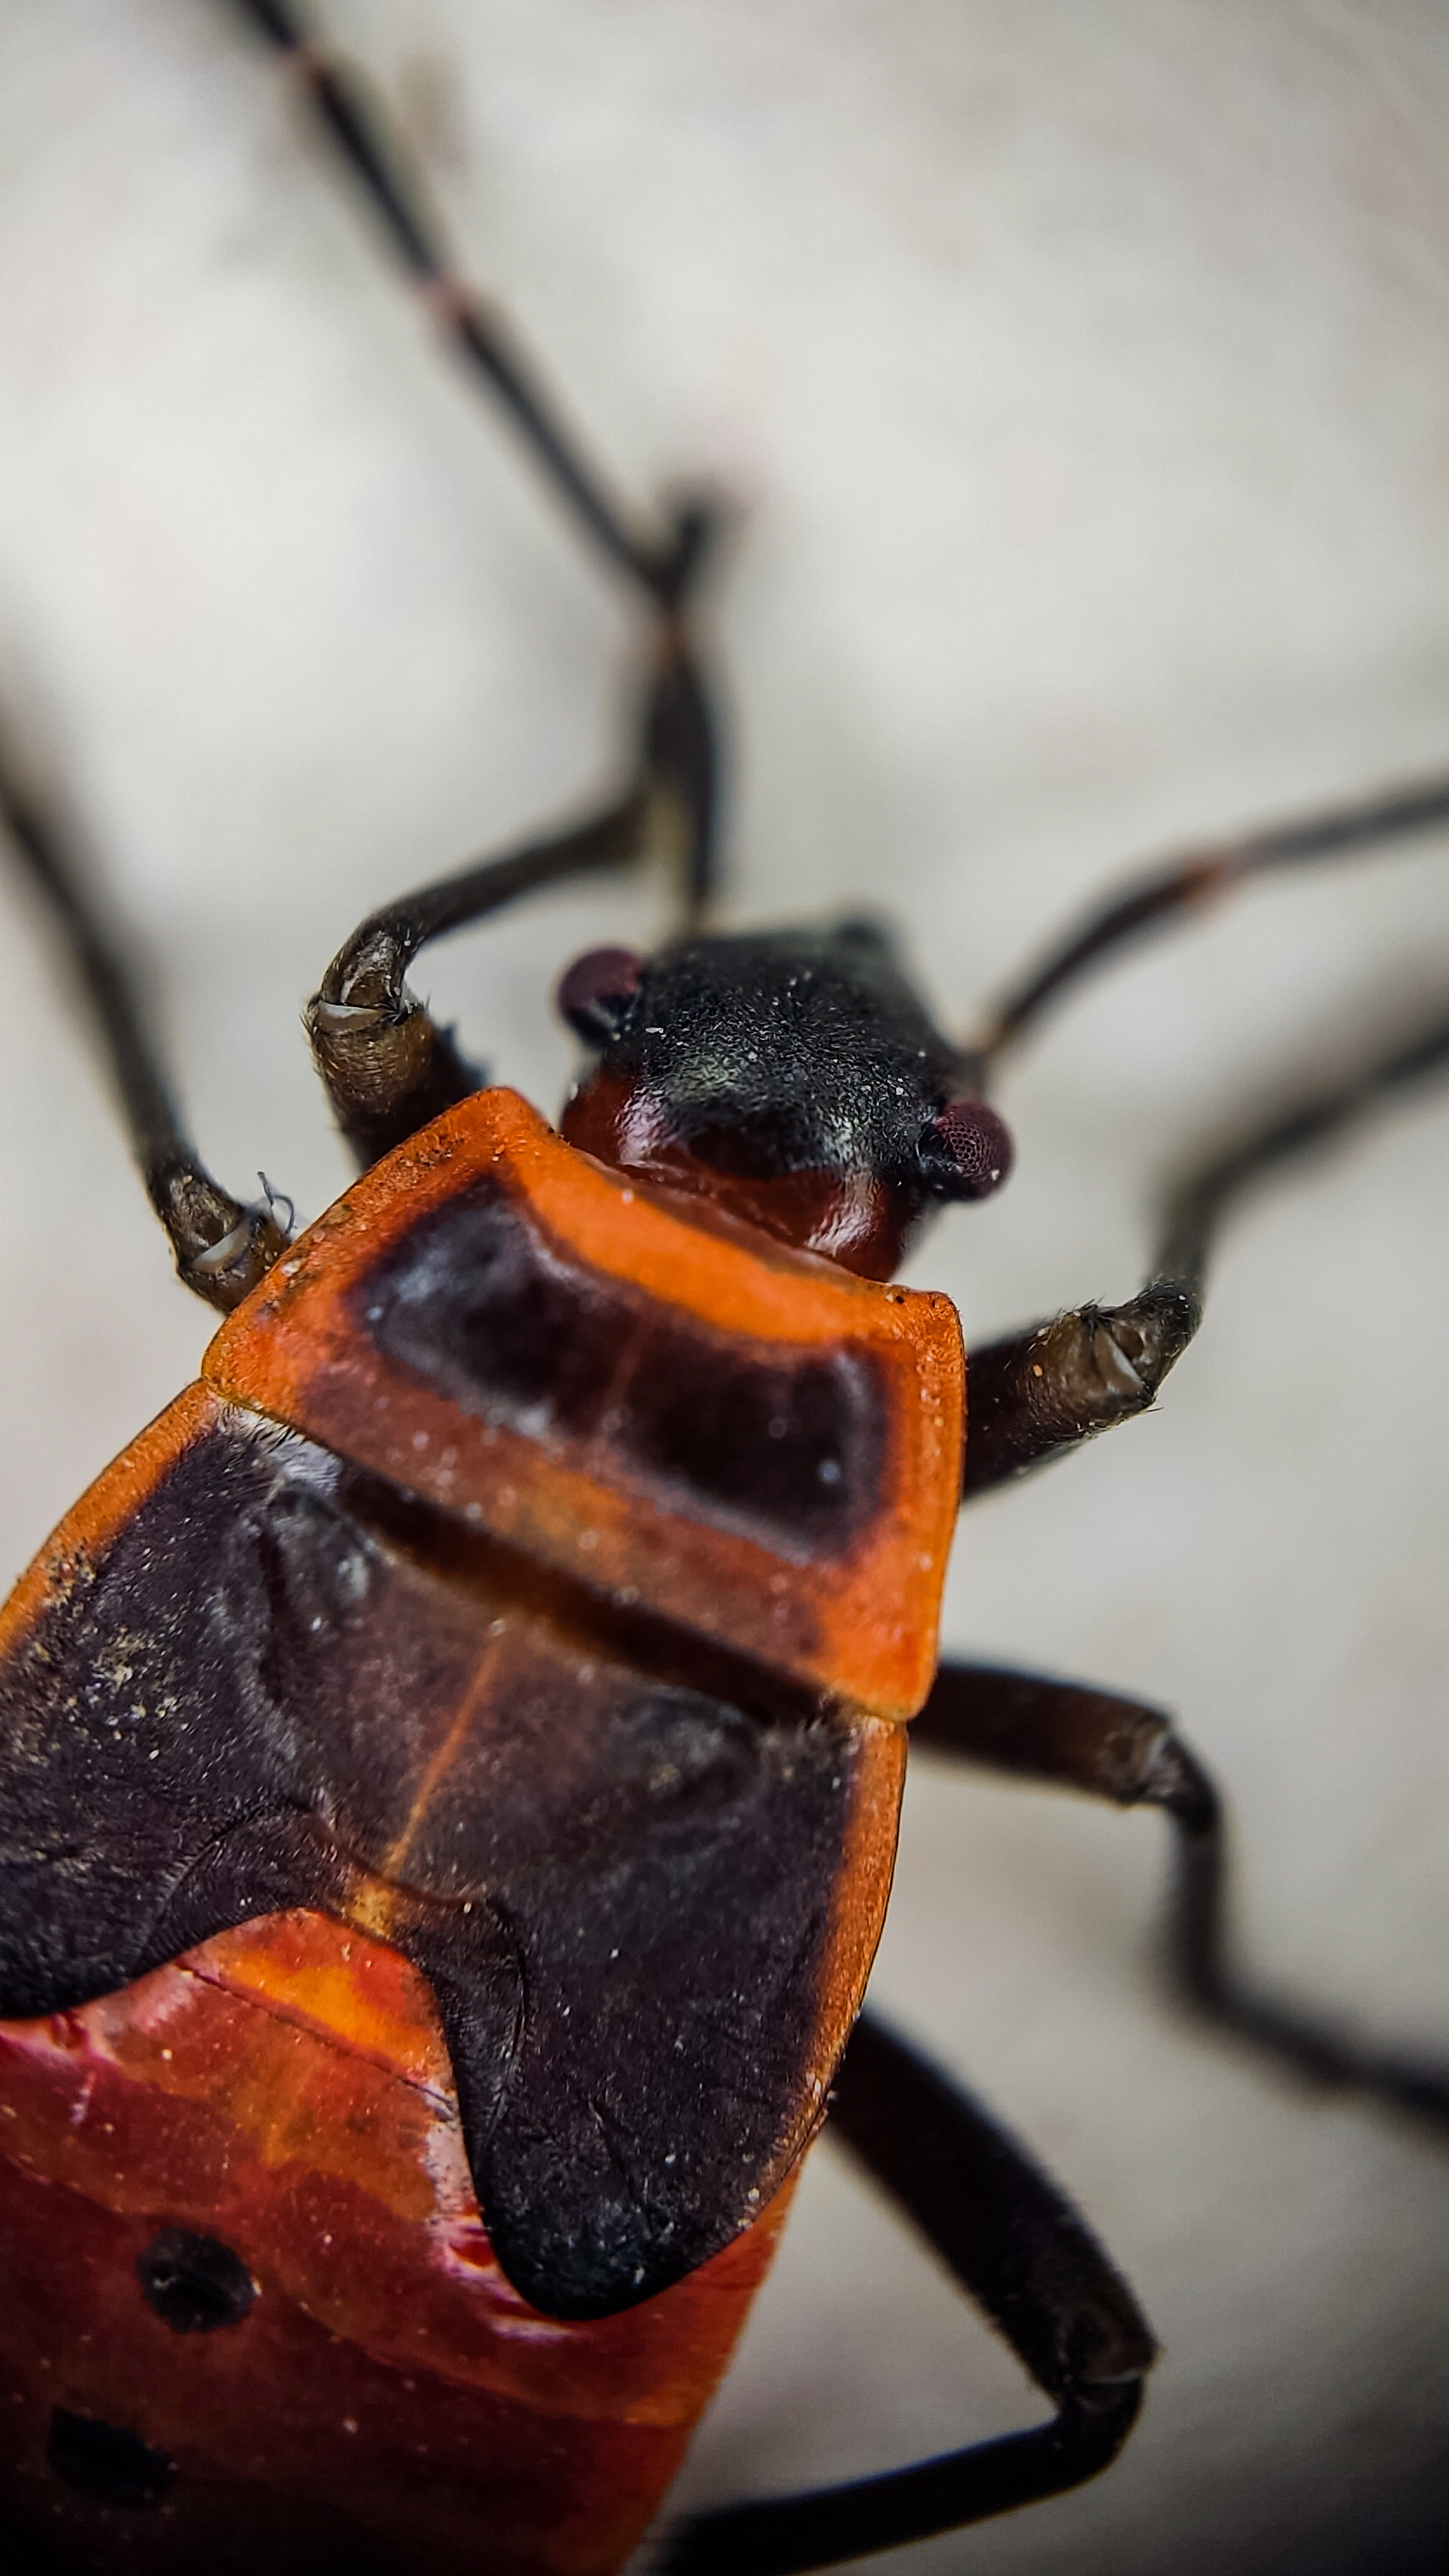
[{"left": 558, "top": 1070, "right": 927, "bottom": 1281}]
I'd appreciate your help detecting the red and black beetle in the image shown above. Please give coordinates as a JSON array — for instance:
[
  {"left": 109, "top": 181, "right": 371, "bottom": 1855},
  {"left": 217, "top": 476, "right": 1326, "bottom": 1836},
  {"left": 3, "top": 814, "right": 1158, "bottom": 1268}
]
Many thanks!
[{"left": 2, "top": 7, "right": 1449, "bottom": 2573}]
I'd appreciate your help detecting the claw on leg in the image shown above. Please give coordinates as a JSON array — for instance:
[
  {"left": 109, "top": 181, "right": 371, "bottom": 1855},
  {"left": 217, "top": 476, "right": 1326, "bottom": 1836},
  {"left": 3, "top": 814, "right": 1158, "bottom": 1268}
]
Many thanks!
[{"left": 963, "top": 1281, "right": 1200, "bottom": 1500}]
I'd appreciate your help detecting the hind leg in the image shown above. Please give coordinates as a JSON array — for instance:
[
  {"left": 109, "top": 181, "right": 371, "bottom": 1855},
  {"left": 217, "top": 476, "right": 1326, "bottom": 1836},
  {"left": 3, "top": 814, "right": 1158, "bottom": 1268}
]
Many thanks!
[{"left": 662, "top": 2013, "right": 1152, "bottom": 2575}]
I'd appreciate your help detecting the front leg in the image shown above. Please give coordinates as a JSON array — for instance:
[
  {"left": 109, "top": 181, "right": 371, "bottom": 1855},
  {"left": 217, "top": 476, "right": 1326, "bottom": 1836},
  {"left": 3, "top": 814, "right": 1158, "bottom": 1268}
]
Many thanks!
[
  {"left": 308, "top": 590, "right": 721, "bottom": 1169},
  {"left": 306, "top": 787, "right": 649, "bottom": 1167},
  {"left": 962, "top": 1281, "right": 1199, "bottom": 1501}
]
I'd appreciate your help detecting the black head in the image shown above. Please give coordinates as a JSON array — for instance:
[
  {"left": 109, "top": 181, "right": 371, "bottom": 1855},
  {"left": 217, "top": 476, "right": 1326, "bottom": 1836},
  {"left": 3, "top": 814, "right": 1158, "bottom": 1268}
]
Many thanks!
[{"left": 557, "top": 919, "right": 1011, "bottom": 1277}]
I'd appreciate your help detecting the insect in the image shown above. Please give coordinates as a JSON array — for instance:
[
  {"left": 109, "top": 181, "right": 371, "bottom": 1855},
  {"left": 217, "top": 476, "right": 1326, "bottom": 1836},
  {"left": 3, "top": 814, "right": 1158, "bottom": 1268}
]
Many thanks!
[{"left": 1, "top": 4, "right": 1448, "bottom": 2573}]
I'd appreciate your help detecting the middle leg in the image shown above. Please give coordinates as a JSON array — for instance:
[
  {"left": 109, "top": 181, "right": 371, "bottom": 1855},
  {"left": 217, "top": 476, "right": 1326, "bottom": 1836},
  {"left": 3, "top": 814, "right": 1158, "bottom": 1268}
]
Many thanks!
[{"left": 914, "top": 1662, "right": 1449, "bottom": 2126}]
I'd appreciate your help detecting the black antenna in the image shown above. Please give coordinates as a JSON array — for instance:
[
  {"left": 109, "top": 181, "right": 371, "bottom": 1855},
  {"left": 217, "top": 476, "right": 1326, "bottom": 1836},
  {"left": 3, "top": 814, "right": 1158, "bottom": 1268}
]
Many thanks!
[{"left": 229, "top": 0, "right": 702, "bottom": 609}]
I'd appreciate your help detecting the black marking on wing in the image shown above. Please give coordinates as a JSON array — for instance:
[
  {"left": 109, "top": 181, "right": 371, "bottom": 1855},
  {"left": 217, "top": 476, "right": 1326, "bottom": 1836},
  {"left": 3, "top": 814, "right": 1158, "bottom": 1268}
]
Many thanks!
[
  {"left": 355, "top": 1175, "right": 885, "bottom": 1559},
  {"left": 0, "top": 1411, "right": 865, "bottom": 2317}
]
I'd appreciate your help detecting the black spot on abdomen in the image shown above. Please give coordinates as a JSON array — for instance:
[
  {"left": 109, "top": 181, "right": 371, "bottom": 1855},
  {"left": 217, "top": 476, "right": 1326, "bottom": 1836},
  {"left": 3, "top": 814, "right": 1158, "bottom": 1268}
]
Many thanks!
[{"left": 136, "top": 2226, "right": 258, "bottom": 2333}]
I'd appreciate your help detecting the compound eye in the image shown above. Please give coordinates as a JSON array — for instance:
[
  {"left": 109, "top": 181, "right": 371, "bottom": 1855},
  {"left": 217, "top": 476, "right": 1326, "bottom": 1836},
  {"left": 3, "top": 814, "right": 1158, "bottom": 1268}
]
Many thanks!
[
  {"left": 556, "top": 947, "right": 645, "bottom": 1045},
  {"left": 920, "top": 1097, "right": 1015, "bottom": 1201}
]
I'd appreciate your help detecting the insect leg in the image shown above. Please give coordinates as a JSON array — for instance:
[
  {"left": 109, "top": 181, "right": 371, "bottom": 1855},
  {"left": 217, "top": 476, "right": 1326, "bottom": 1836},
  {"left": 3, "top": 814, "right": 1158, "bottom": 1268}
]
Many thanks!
[
  {"left": 962, "top": 994, "right": 1449, "bottom": 1500},
  {"left": 1153, "top": 998, "right": 1449, "bottom": 1291},
  {"left": 974, "top": 769, "right": 1449, "bottom": 1064},
  {"left": 306, "top": 609, "right": 721, "bottom": 1164},
  {"left": 233, "top": 0, "right": 727, "bottom": 1147},
  {"left": 0, "top": 725, "right": 287, "bottom": 1312},
  {"left": 306, "top": 784, "right": 646, "bottom": 1168},
  {"left": 661, "top": 2013, "right": 1151, "bottom": 2576},
  {"left": 914, "top": 1662, "right": 1449, "bottom": 2128},
  {"left": 227, "top": 0, "right": 730, "bottom": 907},
  {"left": 961, "top": 1279, "right": 1198, "bottom": 1500}
]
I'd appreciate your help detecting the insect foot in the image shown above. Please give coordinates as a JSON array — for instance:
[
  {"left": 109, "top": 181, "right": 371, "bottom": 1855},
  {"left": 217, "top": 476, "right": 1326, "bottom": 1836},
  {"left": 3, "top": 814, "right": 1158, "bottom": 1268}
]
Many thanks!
[{"left": 962, "top": 1281, "right": 1200, "bottom": 1499}]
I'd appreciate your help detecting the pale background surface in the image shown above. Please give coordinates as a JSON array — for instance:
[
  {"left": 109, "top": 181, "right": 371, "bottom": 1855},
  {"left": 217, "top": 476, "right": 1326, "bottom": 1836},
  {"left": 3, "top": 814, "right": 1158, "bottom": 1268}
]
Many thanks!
[{"left": 0, "top": 4, "right": 1448, "bottom": 2572}]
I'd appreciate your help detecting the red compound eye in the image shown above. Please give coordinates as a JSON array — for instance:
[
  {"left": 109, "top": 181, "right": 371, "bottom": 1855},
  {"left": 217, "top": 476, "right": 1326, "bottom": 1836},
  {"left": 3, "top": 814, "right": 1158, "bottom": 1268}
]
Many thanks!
[
  {"left": 921, "top": 1097, "right": 1015, "bottom": 1200},
  {"left": 556, "top": 947, "right": 645, "bottom": 1044}
]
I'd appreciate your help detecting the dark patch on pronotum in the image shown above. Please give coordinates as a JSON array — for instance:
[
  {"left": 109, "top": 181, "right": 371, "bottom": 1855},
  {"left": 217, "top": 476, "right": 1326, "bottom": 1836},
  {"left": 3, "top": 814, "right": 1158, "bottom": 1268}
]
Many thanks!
[
  {"left": 46, "top": 2410, "right": 173, "bottom": 2507},
  {"left": 353, "top": 1175, "right": 886, "bottom": 1558},
  {"left": 136, "top": 2225, "right": 258, "bottom": 2333}
]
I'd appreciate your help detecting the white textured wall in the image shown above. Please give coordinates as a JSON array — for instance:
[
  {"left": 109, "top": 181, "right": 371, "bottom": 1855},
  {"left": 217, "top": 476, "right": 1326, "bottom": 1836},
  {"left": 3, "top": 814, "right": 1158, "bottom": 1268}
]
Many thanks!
[{"left": 1, "top": 5, "right": 1447, "bottom": 2572}]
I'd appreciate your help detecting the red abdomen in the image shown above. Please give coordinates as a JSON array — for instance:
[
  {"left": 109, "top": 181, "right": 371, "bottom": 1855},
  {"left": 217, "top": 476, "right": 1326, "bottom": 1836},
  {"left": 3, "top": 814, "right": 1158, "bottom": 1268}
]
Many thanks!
[{"left": 0, "top": 1909, "right": 794, "bottom": 2574}]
